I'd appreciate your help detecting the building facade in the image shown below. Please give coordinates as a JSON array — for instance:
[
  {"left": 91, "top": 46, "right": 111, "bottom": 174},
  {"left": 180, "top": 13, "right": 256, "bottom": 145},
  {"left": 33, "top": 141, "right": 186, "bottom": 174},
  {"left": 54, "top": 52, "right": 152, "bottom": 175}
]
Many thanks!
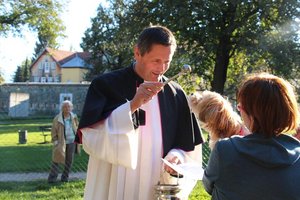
[{"left": 30, "top": 47, "right": 92, "bottom": 83}]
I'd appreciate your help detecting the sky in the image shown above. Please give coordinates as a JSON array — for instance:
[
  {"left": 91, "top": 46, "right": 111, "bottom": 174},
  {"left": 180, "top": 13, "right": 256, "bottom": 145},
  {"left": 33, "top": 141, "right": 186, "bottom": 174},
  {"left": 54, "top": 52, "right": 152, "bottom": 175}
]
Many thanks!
[{"left": 0, "top": 0, "right": 106, "bottom": 83}]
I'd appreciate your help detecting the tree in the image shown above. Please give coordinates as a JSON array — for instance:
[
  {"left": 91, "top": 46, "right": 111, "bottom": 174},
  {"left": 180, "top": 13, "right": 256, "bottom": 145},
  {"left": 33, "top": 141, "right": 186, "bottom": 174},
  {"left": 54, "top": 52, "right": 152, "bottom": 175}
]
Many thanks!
[
  {"left": 0, "top": 0, "right": 66, "bottom": 60},
  {"left": 81, "top": 0, "right": 300, "bottom": 95},
  {"left": 0, "top": 0, "right": 65, "bottom": 38},
  {"left": 1, "top": 0, "right": 66, "bottom": 81},
  {"left": 13, "top": 66, "right": 22, "bottom": 82},
  {"left": 81, "top": 1, "right": 137, "bottom": 80},
  {"left": 144, "top": 0, "right": 300, "bottom": 94},
  {"left": 81, "top": 1, "right": 193, "bottom": 82},
  {"left": 13, "top": 58, "right": 31, "bottom": 82},
  {"left": 32, "top": 6, "right": 66, "bottom": 60},
  {"left": 0, "top": 67, "right": 4, "bottom": 84},
  {"left": 22, "top": 58, "right": 30, "bottom": 82}
]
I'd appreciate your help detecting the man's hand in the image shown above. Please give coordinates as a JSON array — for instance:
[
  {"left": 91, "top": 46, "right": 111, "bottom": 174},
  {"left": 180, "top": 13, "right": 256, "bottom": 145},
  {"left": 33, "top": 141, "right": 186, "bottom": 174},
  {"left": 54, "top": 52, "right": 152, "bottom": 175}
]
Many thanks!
[
  {"left": 164, "top": 156, "right": 183, "bottom": 177},
  {"left": 130, "top": 81, "right": 163, "bottom": 112}
]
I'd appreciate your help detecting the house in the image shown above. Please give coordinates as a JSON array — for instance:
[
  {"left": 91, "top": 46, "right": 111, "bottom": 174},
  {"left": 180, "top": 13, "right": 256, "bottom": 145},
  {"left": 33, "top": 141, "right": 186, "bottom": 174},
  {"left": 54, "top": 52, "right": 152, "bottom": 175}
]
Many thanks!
[{"left": 30, "top": 47, "right": 92, "bottom": 83}]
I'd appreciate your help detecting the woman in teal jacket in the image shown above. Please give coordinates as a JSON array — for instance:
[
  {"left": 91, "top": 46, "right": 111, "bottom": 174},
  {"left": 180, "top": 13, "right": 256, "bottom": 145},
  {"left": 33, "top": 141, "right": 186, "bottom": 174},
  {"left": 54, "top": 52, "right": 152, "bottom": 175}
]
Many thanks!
[{"left": 203, "top": 73, "right": 300, "bottom": 200}]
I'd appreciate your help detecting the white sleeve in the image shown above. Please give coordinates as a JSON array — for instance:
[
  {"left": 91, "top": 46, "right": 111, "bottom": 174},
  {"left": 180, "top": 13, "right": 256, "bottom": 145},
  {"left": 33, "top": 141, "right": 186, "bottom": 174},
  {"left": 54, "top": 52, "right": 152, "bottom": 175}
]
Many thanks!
[
  {"left": 81, "top": 101, "right": 139, "bottom": 169},
  {"left": 162, "top": 145, "right": 203, "bottom": 199},
  {"left": 165, "top": 144, "right": 203, "bottom": 167}
]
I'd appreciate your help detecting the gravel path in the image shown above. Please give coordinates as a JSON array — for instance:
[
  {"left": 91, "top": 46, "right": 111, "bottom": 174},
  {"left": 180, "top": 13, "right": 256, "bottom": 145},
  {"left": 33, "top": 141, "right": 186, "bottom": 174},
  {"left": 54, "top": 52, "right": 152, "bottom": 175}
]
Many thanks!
[{"left": 0, "top": 172, "right": 86, "bottom": 182}]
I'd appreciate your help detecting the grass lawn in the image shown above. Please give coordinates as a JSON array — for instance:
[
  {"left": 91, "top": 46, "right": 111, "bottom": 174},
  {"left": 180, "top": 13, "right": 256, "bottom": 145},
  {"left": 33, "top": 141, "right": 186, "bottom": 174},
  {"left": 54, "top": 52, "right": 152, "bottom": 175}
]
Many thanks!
[
  {"left": 0, "top": 180, "right": 210, "bottom": 200},
  {"left": 0, "top": 180, "right": 85, "bottom": 200},
  {"left": 0, "top": 118, "right": 89, "bottom": 172}
]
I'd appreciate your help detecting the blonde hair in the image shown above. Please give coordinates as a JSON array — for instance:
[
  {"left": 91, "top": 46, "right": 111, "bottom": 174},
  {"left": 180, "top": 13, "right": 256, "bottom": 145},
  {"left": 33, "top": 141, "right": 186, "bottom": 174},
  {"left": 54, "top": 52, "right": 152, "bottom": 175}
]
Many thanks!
[{"left": 190, "top": 90, "right": 243, "bottom": 149}]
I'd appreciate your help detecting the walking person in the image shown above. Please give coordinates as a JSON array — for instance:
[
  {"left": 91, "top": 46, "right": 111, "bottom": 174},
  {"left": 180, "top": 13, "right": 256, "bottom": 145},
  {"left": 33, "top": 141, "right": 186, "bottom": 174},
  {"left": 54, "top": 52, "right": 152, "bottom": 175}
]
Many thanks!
[{"left": 48, "top": 100, "right": 80, "bottom": 183}]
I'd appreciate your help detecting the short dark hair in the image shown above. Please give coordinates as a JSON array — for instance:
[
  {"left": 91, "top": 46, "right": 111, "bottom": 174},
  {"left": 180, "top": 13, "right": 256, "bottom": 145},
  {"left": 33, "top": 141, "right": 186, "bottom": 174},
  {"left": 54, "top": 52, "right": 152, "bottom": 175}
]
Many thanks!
[
  {"left": 137, "top": 25, "right": 177, "bottom": 56},
  {"left": 237, "top": 73, "right": 299, "bottom": 137}
]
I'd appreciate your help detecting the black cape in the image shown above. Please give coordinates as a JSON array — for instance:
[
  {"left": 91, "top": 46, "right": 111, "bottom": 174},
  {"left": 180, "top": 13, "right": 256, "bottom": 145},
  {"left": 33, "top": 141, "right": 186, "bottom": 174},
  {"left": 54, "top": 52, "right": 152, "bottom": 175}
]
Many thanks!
[{"left": 76, "top": 64, "right": 203, "bottom": 157}]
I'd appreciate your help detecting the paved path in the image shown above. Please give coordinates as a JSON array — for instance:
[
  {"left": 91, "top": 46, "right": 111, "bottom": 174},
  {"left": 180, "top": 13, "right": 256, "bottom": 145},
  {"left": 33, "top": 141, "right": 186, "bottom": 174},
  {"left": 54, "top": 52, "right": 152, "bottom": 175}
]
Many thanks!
[{"left": 0, "top": 172, "right": 86, "bottom": 182}]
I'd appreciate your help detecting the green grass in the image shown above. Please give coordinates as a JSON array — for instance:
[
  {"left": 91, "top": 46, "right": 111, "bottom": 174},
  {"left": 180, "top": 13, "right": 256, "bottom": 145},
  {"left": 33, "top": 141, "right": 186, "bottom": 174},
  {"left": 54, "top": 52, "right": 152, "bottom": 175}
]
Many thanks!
[
  {"left": 0, "top": 118, "right": 53, "bottom": 133},
  {"left": 0, "top": 118, "right": 89, "bottom": 173},
  {"left": 189, "top": 181, "right": 211, "bottom": 200},
  {"left": 0, "top": 180, "right": 85, "bottom": 200},
  {"left": 0, "top": 180, "right": 210, "bottom": 200}
]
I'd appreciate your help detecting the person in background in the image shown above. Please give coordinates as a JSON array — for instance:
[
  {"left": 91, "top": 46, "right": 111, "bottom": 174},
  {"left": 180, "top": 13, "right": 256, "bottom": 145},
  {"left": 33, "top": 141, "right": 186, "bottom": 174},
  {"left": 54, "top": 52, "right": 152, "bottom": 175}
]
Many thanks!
[
  {"left": 203, "top": 73, "right": 300, "bottom": 200},
  {"left": 75, "top": 25, "right": 204, "bottom": 200},
  {"left": 48, "top": 100, "right": 80, "bottom": 183}
]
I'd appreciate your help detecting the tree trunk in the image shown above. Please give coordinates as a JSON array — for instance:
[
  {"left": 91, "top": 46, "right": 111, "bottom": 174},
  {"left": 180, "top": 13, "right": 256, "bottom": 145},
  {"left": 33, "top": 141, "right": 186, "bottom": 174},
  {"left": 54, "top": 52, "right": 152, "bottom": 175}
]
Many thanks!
[{"left": 211, "top": 36, "right": 231, "bottom": 94}]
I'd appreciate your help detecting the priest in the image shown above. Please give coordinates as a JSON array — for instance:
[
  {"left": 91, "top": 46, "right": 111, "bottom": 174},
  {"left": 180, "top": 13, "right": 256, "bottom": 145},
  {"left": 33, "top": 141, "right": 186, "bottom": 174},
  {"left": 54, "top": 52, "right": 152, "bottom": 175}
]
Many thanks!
[{"left": 76, "top": 25, "right": 204, "bottom": 200}]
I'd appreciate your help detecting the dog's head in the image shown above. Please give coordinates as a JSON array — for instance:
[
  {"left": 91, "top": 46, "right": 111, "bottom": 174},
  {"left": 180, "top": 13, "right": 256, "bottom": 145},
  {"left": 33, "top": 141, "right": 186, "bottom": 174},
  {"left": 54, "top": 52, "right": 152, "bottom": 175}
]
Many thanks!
[{"left": 189, "top": 90, "right": 243, "bottom": 148}]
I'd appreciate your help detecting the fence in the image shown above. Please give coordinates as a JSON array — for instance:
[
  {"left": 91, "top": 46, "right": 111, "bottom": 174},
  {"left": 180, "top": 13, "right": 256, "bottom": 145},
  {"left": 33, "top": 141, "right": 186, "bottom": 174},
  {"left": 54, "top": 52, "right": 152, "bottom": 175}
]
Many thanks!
[{"left": 0, "top": 116, "right": 210, "bottom": 182}]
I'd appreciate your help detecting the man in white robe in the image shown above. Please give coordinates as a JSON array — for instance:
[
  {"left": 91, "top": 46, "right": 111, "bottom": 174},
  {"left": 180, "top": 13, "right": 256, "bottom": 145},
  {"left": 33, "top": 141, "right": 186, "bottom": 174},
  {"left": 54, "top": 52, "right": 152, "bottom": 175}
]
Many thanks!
[{"left": 76, "top": 25, "right": 204, "bottom": 200}]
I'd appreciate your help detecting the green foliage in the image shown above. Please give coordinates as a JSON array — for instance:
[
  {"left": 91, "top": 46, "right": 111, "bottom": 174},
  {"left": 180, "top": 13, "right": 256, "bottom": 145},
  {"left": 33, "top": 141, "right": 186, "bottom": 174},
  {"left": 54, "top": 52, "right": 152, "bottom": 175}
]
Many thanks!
[
  {"left": 81, "top": 0, "right": 299, "bottom": 96},
  {"left": 13, "top": 58, "right": 31, "bottom": 82},
  {"left": 0, "top": 67, "right": 4, "bottom": 83},
  {"left": 189, "top": 181, "right": 211, "bottom": 200},
  {"left": 81, "top": 1, "right": 139, "bottom": 80},
  {"left": 0, "top": 0, "right": 66, "bottom": 38},
  {"left": 1, "top": 0, "right": 66, "bottom": 81},
  {"left": 177, "top": 73, "right": 202, "bottom": 95},
  {"left": 13, "top": 66, "right": 22, "bottom": 82}
]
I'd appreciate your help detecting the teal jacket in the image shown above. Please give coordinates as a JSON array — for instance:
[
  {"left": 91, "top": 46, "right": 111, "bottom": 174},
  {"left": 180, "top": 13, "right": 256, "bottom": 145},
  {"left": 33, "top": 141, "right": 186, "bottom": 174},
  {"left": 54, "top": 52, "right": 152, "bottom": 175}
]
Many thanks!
[{"left": 203, "top": 133, "right": 300, "bottom": 200}]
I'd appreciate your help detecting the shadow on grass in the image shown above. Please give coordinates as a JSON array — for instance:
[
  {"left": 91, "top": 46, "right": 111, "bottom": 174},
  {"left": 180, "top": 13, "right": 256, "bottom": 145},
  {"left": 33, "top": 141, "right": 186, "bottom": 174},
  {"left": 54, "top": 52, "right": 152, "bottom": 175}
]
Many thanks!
[{"left": 0, "top": 180, "right": 85, "bottom": 200}]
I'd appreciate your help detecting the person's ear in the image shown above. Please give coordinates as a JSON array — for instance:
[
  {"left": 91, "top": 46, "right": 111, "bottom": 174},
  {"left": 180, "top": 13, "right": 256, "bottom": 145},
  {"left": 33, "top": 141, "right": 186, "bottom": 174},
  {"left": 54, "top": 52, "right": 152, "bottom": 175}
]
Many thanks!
[{"left": 134, "top": 46, "right": 141, "bottom": 58}]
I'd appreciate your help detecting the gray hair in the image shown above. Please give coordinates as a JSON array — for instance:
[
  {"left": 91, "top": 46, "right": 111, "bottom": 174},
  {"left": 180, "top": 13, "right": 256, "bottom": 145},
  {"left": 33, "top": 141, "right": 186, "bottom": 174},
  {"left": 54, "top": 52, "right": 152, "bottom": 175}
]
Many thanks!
[{"left": 61, "top": 100, "right": 73, "bottom": 111}]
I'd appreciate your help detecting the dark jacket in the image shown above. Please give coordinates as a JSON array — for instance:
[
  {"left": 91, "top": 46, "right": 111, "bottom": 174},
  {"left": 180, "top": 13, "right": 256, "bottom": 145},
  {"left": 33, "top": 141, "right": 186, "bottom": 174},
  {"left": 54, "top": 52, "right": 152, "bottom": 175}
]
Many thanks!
[
  {"left": 76, "top": 64, "right": 204, "bottom": 157},
  {"left": 203, "top": 133, "right": 300, "bottom": 200}
]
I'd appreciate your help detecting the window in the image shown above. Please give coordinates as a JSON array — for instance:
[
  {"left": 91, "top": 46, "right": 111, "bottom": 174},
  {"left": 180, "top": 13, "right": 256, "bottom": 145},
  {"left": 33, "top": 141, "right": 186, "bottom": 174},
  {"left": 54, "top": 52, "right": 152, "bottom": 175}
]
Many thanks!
[
  {"left": 38, "top": 62, "right": 43, "bottom": 69},
  {"left": 41, "top": 77, "right": 46, "bottom": 82},
  {"left": 51, "top": 62, "right": 56, "bottom": 70},
  {"left": 44, "top": 62, "right": 50, "bottom": 73},
  {"left": 60, "top": 93, "right": 73, "bottom": 105},
  {"left": 34, "top": 77, "right": 39, "bottom": 82}
]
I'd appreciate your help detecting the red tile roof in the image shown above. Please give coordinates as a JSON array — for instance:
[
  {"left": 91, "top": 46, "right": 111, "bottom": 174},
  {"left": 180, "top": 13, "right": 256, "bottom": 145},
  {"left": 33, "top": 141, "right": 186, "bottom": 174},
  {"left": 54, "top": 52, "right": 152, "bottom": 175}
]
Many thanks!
[
  {"left": 30, "top": 47, "right": 91, "bottom": 69},
  {"left": 46, "top": 47, "right": 74, "bottom": 63}
]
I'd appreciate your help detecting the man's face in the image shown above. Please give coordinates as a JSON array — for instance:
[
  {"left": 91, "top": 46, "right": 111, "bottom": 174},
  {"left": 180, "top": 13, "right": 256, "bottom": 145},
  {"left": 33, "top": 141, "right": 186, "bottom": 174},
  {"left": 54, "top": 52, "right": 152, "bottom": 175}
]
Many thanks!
[{"left": 134, "top": 44, "right": 174, "bottom": 82}]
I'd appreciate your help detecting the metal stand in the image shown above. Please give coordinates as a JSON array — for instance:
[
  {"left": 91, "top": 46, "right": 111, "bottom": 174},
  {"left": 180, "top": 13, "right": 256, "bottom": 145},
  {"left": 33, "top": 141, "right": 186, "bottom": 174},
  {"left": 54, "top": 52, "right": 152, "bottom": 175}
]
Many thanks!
[{"left": 154, "top": 163, "right": 182, "bottom": 200}]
